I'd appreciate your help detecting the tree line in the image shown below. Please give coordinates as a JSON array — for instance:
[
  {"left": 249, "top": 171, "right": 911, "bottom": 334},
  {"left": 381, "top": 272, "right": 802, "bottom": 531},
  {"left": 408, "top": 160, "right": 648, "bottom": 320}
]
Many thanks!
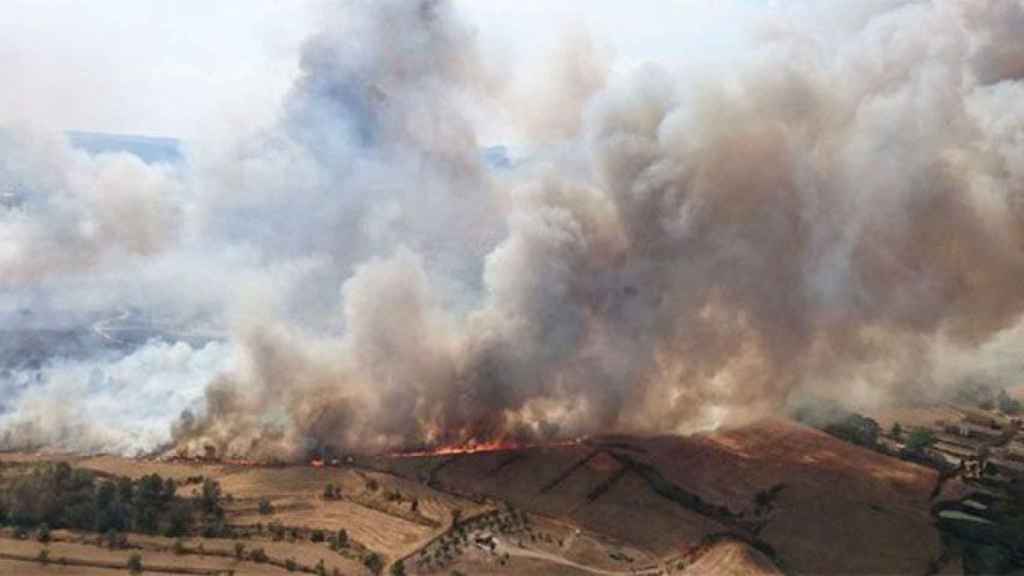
[{"left": 0, "top": 462, "right": 224, "bottom": 538}]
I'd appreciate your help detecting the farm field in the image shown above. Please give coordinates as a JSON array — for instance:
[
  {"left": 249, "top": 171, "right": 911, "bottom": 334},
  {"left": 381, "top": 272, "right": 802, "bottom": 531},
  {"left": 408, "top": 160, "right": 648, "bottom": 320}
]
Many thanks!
[{"left": 1, "top": 417, "right": 955, "bottom": 575}]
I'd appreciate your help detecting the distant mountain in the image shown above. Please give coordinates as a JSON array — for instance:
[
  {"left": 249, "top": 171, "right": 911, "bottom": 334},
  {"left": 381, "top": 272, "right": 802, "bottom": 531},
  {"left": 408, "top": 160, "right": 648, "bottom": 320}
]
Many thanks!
[{"left": 67, "top": 131, "right": 182, "bottom": 164}]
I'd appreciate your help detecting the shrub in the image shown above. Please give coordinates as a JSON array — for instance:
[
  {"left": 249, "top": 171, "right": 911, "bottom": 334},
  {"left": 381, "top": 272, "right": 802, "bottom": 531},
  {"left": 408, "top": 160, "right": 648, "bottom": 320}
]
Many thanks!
[
  {"left": 905, "top": 428, "right": 936, "bottom": 453},
  {"left": 250, "top": 547, "right": 268, "bottom": 563},
  {"left": 323, "top": 483, "right": 336, "bottom": 500},
  {"left": 391, "top": 559, "right": 406, "bottom": 576},
  {"left": 285, "top": 558, "right": 297, "bottom": 572},
  {"left": 364, "top": 552, "right": 384, "bottom": 575},
  {"left": 37, "top": 523, "right": 51, "bottom": 543},
  {"left": 312, "top": 529, "right": 325, "bottom": 543},
  {"left": 37, "top": 549, "right": 50, "bottom": 565},
  {"left": 269, "top": 521, "right": 285, "bottom": 541},
  {"left": 127, "top": 552, "right": 143, "bottom": 575},
  {"left": 173, "top": 538, "right": 186, "bottom": 555},
  {"left": 824, "top": 413, "right": 881, "bottom": 448},
  {"left": 258, "top": 497, "right": 273, "bottom": 515},
  {"left": 336, "top": 528, "right": 349, "bottom": 548},
  {"left": 234, "top": 541, "right": 245, "bottom": 559}
]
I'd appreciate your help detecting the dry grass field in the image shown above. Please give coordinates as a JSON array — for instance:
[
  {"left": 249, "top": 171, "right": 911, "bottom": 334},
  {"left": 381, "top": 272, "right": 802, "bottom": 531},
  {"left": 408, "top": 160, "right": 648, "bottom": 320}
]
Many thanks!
[
  {"left": 677, "top": 540, "right": 781, "bottom": 576},
  {"left": 369, "top": 418, "right": 941, "bottom": 575},
  {"left": 2, "top": 417, "right": 948, "bottom": 575}
]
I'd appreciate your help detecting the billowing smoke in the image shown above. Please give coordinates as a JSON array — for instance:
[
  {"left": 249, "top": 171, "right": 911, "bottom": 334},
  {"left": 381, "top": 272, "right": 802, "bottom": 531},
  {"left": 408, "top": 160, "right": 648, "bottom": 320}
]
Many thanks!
[{"left": 4, "top": 0, "right": 1024, "bottom": 458}]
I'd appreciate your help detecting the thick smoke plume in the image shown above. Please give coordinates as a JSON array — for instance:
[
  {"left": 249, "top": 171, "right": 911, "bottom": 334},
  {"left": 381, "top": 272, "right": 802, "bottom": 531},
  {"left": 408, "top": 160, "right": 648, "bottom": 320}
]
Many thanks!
[{"left": 4, "top": 0, "right": 1024, "bottom": 458}]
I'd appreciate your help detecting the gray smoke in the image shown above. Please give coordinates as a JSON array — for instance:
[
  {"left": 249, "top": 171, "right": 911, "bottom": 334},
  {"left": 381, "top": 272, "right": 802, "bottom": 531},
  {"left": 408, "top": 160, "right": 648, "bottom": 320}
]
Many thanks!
[{"left": 4, "top": 0, "right": 1024, "bottom": 458}]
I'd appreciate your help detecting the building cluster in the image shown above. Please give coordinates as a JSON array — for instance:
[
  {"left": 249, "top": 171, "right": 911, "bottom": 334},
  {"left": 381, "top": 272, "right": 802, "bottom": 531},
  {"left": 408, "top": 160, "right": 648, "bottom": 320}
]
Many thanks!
[{"left": 922, "top": 409, "right": 1024, "bottom": 484}]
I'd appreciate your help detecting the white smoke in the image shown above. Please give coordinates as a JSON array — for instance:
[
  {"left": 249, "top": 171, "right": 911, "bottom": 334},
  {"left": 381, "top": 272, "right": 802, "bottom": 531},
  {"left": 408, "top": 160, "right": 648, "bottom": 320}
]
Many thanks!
[
  {"left": 0, "top": 340, "right": 233, "bottom": 454},
  {"left": 3, "top": 0, "right": 1024, "bottom": 456}
]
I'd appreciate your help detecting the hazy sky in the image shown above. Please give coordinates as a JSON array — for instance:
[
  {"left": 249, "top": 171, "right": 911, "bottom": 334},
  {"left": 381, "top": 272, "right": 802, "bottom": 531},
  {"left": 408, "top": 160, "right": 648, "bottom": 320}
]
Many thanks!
[{"left": 0, "top": 0, "right": 761, "bottom": 139}]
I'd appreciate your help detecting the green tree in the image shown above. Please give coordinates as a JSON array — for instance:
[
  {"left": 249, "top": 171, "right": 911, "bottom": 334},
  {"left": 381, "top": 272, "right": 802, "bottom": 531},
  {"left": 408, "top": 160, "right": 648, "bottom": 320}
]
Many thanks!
[
  {"left": 891, "top": 422, "right": 903, "bottom": 439},
  {"left": 905, "top": 428, "right": 935, "bottom": 453},
  {"left": 197, "top": 479, "right": 222, "bottom": 515}
]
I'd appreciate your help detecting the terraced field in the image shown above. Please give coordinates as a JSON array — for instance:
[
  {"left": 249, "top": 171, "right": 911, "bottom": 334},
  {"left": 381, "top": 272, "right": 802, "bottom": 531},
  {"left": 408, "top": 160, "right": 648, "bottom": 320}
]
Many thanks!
[{"left": 3, "top": 418, "right": 944, "bottom": 574}]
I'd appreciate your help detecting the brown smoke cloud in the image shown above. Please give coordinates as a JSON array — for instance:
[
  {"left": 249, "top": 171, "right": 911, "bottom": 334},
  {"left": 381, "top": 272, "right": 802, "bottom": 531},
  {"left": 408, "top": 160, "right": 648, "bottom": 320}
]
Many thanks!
[{"left": 164, "top": 0, "right": 1024, "bottom": 460}]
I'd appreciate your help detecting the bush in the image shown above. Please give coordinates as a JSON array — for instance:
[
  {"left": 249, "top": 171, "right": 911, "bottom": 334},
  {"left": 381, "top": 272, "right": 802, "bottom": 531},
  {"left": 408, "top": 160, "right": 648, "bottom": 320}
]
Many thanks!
[
  {"left": 269, "top": 521, "right": 285, "bottom": 541},
  {"left": 173, "top": 538, "right": 186, "bottom": 555},
  {"left": 391, "top": 559, "right": 406, "bottom": 576},
  {"left": 37, "top": 549, "right": 50, "bottom": 565},
  {"left": 336, "top": 528, "right": 349, "bottom": 548},
  {"left": 127, "top": 552, "right": 143, "bottom": 575},
  {"left": 258, "top": 497, "right": 273, "bottom": 515},
  {"left": 364, "top": 552, "right": 384, "bottom": 575},
  {"left": 366, "top": 478, "right": 380, "bottom": 492},
  {"left": 824, "top": 413, "right": 881, "bottom": 448},
  {"left": 37, "top": 523, "right": 51, "bottom": 543},
  {"left": 286, "top": 558, "right": 297, "bottom": 571},
  {"left": 234, "top": 541, "right": 245, "bottom": 559},
  {"left": 250, "top": 547, "right": 268, "bottom": 563},
  {"left": 323, "top": 483, "right": 336, "bottom": 500},
  {"left": 905, "top": 428, "right": 936, "bottom": 453}
]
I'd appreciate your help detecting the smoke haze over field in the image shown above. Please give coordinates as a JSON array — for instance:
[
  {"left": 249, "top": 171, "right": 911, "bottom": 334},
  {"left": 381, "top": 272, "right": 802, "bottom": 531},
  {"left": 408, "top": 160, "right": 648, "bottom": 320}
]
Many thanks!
[{"left": 3, "top": 0, "right": 1024, "bottom": 458}]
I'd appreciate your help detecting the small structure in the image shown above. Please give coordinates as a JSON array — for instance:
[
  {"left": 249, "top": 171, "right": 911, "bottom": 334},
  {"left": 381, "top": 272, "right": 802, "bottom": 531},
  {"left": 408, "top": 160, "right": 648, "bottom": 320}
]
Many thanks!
[
  {"left": 954, "top": 422, "right": 1003, "bottom": 442},
  {"left": 963, "top": 458, "right": 984, "bottom": 480}
]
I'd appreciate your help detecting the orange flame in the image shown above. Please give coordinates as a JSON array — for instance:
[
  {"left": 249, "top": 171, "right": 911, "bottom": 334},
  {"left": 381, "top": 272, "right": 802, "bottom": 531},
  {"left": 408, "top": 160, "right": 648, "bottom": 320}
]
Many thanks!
[{"left": 387, "top": 438, "right": 582, "bottom": 458}]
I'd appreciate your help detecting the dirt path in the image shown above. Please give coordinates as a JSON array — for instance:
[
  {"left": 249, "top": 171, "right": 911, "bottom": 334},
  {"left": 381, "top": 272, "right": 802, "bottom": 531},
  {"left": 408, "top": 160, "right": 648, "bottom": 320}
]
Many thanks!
[{"left": 493, "top": 540, "right": 658, "bottom": 576}]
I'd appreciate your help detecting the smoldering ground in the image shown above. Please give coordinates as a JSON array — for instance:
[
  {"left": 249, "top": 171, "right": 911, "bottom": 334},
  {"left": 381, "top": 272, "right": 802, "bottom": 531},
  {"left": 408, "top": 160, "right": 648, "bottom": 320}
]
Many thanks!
[{"left": 4, "top": 0, "right": 1024, "bottom": 458}]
